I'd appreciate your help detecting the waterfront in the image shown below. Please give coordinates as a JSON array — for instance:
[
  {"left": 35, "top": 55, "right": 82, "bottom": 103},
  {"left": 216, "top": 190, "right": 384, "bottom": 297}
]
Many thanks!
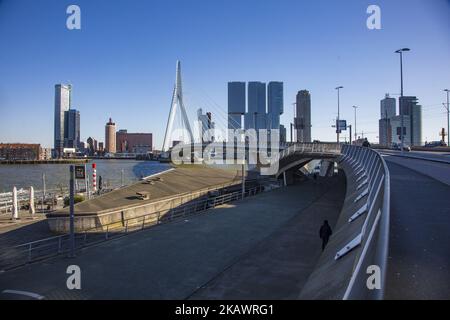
[{"left": 0, "top": 160, "right": 171, "bottom": 193}]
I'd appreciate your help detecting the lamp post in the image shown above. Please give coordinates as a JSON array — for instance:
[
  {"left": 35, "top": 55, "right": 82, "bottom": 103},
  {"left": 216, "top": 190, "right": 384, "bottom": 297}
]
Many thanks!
[
  {"left": 352, "top": 106, "right": 358, "bottom": 142},
  {"left": 444, "top": 89, "right": 450, "bottom": 146},
  {"left": 335, "top": 86, "right": 344, "bottom": 144},
  {"left": 395, "top": 48, "right": 410, "bottom": 153}
]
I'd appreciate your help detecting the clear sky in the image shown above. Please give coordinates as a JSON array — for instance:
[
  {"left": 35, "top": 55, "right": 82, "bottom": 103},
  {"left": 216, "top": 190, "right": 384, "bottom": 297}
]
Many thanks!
[{"left": 0, "top": 0, "right": 449, "bottom": 148}]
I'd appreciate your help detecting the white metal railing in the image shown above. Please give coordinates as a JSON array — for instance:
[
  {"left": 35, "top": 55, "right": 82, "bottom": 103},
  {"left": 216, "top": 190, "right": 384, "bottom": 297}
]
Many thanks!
[{"left": 336, "top": 144, "right": 390, "bottom": 300}]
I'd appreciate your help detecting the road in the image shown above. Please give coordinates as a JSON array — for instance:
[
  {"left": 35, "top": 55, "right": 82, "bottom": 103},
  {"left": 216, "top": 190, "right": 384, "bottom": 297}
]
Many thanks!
[{"left": 383, "top": 155, "right": 450, "bottom": 299}]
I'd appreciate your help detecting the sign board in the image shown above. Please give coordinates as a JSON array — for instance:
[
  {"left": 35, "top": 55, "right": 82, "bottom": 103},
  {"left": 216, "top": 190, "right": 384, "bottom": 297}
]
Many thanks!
[
  {"left": 337, "top": 120, "right": 347, "bottom": 131},
  {"left": 74, "top": 165, "right": 86, "bottom": 180}
]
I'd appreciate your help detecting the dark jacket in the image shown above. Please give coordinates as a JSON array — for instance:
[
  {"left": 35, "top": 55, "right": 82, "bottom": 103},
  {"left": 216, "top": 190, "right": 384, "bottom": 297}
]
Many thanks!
[{"left": 319, "top": 223, "right": 332, "bottom": 239}]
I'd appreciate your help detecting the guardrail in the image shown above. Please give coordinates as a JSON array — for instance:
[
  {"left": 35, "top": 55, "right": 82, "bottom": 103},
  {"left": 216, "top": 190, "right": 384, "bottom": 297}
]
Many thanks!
[
  {"left": 279, "top": 142, "right": 342, "bottom": 159},
  {"left": 337, "top": 144, "right": 390, "bottom": 300},
  {"left": 0, "top": 184, "right": 275, "bottom": 271}
]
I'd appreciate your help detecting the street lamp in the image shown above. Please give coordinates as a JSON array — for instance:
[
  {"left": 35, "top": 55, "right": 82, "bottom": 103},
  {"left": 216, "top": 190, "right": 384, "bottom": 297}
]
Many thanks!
[
  {"left": 395, "top": 48, "right": 410, "bottom": 153},
  {"left": 444, "top": 89, "right": 450, "bottom": 146},
  {"left": 335, "top": 86, "right": 344, "bottom": 144},
  {"left": 352, "top": 106, "right": 358, "bottom": 143}
]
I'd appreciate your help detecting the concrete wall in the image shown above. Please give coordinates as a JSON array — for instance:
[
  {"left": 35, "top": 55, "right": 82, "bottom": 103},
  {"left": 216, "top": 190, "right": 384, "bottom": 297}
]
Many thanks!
[{"left": 47, "top": 181, "right": 239, "bottom": 233}]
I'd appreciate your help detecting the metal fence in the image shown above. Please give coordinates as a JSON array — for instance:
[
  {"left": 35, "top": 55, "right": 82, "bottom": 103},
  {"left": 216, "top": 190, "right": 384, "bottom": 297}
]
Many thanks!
[
  {"left": 0, "top": 184, "right": 271, "bottom": 271},
  {"left": 337, "top": 144, "right": 390, "bottom": 300}
]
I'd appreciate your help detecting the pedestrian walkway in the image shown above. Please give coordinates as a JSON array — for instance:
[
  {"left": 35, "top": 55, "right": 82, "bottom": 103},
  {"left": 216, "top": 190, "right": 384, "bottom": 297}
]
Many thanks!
[{"left": 0, "top": 173, "right": 345, "bottom": 300}]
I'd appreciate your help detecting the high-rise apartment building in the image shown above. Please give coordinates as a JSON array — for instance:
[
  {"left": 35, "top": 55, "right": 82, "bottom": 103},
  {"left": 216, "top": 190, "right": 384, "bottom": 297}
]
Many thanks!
[
  {"left": 105, "top": 118, "right": 116, "bottom": 154},
  {"left": 197, "top": 109, "right": 215, "bottom": 143},
  {"left": 400, "top": 96, "right": 422, "bottom": 146},
  {"left": 267, "top": 82, "right": 284, "bottom": 130},
  {"left": 379, "top": 118, "right": 392, "bottom": 146},
  {"left": 245, "top": 82, "right": 266, "bottom": 130},
  {"left": 227, "top": 82, "right": 246, "bottom": 130},
  {"left": 380, "top": 94, "right": 396, "bottom": 119},
  {"left": 87, "top": 137, "right": 98, "bottom": 156},
  {"left": 280, "top": 124, "right": 287, "bottom": 144},
  {"left": 54, "top": 84, "right": 71, "bottom": 157},
  {"left": 64, "top": 109, "right": 80, "bottom": 149},
  {"left": 295, "top": 90, "right": 312, "bottom": 143}
]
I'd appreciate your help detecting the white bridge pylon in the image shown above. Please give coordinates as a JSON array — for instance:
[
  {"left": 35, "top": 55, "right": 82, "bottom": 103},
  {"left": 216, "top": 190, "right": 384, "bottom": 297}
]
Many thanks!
[{"left": 162, "top": 61, "right": 194, "bottom": 152}]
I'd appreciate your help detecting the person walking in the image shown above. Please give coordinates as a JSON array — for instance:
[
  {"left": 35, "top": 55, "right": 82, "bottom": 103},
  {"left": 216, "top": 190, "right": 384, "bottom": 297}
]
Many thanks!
[{"left": 319, "top": 220, "right": 333, "bottom": 251}]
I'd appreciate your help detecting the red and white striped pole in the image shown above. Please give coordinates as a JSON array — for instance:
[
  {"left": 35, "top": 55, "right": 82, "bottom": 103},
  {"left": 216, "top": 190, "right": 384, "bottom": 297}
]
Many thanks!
[{"left": 92, "top": 163, "right": 97, "bottom": 193}]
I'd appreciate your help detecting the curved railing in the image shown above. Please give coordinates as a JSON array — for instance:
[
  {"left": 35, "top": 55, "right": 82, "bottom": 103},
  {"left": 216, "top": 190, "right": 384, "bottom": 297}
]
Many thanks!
[{"left": 337, "top": 144, "right": 390, "bottom": 300}]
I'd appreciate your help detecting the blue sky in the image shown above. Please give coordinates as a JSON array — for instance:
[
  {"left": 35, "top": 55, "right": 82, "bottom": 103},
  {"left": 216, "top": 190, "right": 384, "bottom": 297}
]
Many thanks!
[{"left": 0, "top": 0, "right": 449, "bottom": 148}]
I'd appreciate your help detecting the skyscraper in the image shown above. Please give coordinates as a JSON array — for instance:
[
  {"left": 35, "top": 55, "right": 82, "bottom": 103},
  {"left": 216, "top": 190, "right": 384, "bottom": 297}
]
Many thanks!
[
  {"left": 400, "top": 96, "right": 422, "bottom": 146},
  {"left": 197, "top": 108, "right": 215, "bottom": 143},
  {"left": 268, "top": 82, "right": 284, "bottom": 130},
  {"left": 280, "top": 124, "right": 287, "bottom": 144},
  {"left": 379, "top": 94, "right": 396, "bottom": 146},
  {"left": 105, "top": 118, "right": 116, "bottom": 154},
  {"left": 228, "top": 82, "right": 246, "bottom": 130},
  {"left": 245, "top": 82, "right": 266, "bottom": 130},
  {"left": 54, "top": 84, "right": 71, "bottom": 157},
  {"left": 64, "top": 109, "right": 80, "bottom": 149},
  {"left": 295, "top": 90, "right": 312, "bottom": 143},
  {"left": 380, "top": 94, "right": 396, "bottom": 119},
  {"left": 379, "top": 118, "right": 392, "bottom": 146}
]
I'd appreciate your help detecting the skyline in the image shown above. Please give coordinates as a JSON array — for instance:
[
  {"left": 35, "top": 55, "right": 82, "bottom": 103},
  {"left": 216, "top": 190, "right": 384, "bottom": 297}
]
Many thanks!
[{"left": 1, "top": 0, "right": 450, "bottom": 148}]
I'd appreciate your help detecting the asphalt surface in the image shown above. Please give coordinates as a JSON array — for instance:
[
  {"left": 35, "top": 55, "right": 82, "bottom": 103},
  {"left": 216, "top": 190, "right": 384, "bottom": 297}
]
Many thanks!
[
  {"left": 0, "top": 175, "right": 344, "bottom": 300},
  {"left": 384, "top": 156, "right": 450, "bottom": 299}
]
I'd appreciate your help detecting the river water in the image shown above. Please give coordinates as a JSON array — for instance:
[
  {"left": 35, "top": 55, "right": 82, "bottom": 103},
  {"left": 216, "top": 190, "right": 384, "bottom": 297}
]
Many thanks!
[{"left": 0, "top": 160, "right": 171, "bottom": 193}]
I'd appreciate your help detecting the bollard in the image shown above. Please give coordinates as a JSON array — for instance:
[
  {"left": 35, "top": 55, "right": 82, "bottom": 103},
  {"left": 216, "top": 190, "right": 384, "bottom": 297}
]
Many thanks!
[
  {"left": 12, "top": 186, "right": 19, "bottom": 220},
  {"left": 92, "top": 163, "right": 97, "bottom": 193},
  {"left": 29, "top": 186, "right": 35, "bottom": 217}
]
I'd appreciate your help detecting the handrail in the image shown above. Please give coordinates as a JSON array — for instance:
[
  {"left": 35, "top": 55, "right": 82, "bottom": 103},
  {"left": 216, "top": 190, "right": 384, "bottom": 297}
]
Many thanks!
[{"left": 337, "top": 145, "right": 390, "bottom": 300}]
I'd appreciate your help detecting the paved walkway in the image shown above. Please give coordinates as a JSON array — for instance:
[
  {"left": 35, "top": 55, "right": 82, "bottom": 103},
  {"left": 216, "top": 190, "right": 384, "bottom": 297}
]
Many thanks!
[
  {"left": 189, "top": 173, "right": 345, "bottom": 300},
  {"left": 0, "top": 212, "right": 49, "bottom": 247},
  {"left": 0, "top": 174, "right": 345, "bottom": 300},
  {"left": 384, "top": 158, "right": 450, "bottom": 300}
]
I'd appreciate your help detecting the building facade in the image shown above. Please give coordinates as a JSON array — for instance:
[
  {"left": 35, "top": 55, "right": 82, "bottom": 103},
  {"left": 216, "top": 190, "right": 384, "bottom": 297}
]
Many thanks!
[
  {"left": 54, "top": 84, "right": 71, "bottom": 157},
  {"left": 87, "top": 137, "right": 98, "bottom": 156},
  {"left": 390, "top": 115, "right": 411, "bottom": 145},
  {"left": 379, "top": 118, "right": 392, "bottom": 146},
  {"left": 105, "top": 118, "right": 117, "bottom": 154},
  {"left": 197, "top": 108, "right": 215, "bottom": 143},
  {"left": 380, "top": 94, "right": 396, "bottom": 119},
  {"left": 0, "top": 144, "right": 41, "bottom": 161},
  {"left": 295, "top": 90, "right": 312, "bottom": 143},
  {"left": 280, "top": 124, "right": 287, "bottom": 144},
  {"left": 116, "top": 130, "right": 153, "bottom": 154},
  {"left": 267, "top": 82, "right": 284, "bottom": 130},
  {"left": 227, "top": 82, "right": 246, "bottom": 130},
  {"left": 245, "top": 82, "right": 267, "bottom": 131},
  {"left": 400, "top": 96, "right": 422, "bottom": 146},
  {"left": 64, "top": 109, "right": 80, "bottom": 149}
]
